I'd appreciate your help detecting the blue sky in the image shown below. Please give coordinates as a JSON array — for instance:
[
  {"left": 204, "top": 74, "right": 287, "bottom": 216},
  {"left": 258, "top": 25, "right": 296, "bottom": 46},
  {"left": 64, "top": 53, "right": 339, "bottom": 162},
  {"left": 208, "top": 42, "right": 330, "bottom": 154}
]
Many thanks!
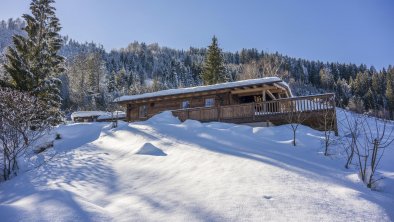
[{"left": 1, "top": 0, "right": 393, "bottom": 69}]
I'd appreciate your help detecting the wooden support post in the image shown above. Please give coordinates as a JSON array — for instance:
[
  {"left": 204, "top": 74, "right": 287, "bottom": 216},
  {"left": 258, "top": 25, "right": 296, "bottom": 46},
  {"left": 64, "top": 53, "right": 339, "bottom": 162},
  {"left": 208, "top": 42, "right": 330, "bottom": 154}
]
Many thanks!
[
  {"left": 218, "top": 105, "right": 221, "bottom": 122},
  {"left": 253, "top": 103, "right": 255, "bottom": 121},
  {"left": 334, "top": 109, "right": 339, "bottom": 136},
  {"left": 127, "top": 104, "right": 132, "bottom": 122},
  {"left": 330, "top": 95, "right": 339, "bottom": 136},
  {"left": 262, "top": 90, "right": 266, "bottom": 113}
]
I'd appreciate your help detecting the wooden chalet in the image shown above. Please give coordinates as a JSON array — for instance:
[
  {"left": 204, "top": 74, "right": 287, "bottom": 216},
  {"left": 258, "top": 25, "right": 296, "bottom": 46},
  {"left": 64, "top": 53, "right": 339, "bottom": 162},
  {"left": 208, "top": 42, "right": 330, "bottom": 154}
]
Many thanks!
[
  {"left": 115, "top": 77, "right": 337, "bottom": 134},
  {"left": 71, "top": 111, "right": 126, "bottom": 122},
  {"left": 71, "top": 111, "right": 109, "bottom": 122}
]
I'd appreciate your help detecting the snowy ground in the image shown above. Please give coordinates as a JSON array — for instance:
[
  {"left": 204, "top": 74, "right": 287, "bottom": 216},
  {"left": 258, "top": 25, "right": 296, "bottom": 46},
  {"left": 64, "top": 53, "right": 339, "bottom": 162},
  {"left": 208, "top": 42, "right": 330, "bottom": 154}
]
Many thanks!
[{"left": 0, "top": 110, "right": 393, "bottom": 221}]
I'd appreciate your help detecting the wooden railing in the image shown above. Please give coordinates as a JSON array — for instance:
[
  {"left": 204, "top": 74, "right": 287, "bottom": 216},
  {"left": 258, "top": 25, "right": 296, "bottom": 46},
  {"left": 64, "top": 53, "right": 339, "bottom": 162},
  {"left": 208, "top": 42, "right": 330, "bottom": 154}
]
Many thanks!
[
  {"left": 254, "top": 93, "right": 335, "bottom": 115},
  {"left": 172, "top": 93, "right": 336, "bottom": 122}
]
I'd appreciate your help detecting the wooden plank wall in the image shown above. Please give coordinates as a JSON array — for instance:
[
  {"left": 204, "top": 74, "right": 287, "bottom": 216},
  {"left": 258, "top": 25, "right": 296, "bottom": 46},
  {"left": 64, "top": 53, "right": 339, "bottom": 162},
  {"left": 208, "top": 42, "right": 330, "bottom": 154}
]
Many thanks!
[
  {"left": 123, "top": 83, "right": 290, "bottom": 122},
  {"left": 171, "top": 93, "right": 338, "bottom": 135},
  {"left": 126, "top": 92, "right": 231, "bottom": 121}
]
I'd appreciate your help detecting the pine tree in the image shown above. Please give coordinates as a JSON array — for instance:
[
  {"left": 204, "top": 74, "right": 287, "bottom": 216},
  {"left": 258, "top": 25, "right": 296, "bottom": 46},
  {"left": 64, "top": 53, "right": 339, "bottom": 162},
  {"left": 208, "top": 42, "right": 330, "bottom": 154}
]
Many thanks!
[
  {"left": 371, "top": 74, "right": 380, "bottom": 95},
  {"left": 364, "top": 88, "right": 374, "bottom": 110},
  {"left": 115, "top": 68, "right": 127, "bottom": 93},
  {"left": 201, "top": 36, "right": 226, "bottom": 85},
  {"left": 107, "top": 71, "right": 116, "bottom": 93},
  {"left": 351, "top": 72, "right": 369, "bottom": 98},
  {"left": 86, "top": 52, "right": 104, "bottom": 94},
  {"left": 386, "top": 71, "right": 394, "bottom": 119},
  {"left": 319, "top": 68, "right": 334, "bottom": 90},
  {"left": 2, "top": 0, "right": 64, "bottom": 124},
  {"left": 334, "top": 78, "right": 350, "bottom": 106}
]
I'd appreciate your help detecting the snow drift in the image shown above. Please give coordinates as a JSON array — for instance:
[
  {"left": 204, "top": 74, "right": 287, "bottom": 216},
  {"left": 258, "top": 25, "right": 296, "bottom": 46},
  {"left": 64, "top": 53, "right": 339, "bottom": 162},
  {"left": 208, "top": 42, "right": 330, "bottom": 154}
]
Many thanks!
[
  {"left": 135, "top": 143, "right": 167, "bottom": 156},
  {"left": 0, "top": 111, "right": 393, "bottom": 221}
]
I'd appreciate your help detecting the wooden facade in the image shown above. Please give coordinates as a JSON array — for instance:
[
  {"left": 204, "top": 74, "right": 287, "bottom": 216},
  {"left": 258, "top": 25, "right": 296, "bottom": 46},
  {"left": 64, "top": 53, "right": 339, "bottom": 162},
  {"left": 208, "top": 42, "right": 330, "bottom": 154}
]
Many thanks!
[
  {"left": 172, "top": 93, "right": 337, "bottom": 134},
  {"left": 73, "top": 116, "right": 101, "bottom": 123},
  {"left": 71, "top": 111, "right": 126, "bottom": 123},
  {"left": 115, "top": 78, "right": 337, "bottom": 134}
]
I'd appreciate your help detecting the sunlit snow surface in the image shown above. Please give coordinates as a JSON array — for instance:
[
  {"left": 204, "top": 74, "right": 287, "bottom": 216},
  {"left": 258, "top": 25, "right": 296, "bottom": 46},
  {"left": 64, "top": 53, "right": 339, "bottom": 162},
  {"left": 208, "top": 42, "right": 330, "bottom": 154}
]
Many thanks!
[{"left": 0, "top": 110, "right": 393, "bottom": 221}]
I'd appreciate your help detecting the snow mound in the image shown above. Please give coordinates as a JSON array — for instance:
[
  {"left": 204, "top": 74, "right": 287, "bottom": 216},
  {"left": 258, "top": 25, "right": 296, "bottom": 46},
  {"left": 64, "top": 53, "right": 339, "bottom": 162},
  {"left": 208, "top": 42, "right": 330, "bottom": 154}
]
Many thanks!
[
  {"left": 145, "top": 111, "right": 180, "bottom": 124},
  {"left": 1, "top": 108, "right": 393, "bottom": 221},
  {"left": 181, "top": 119, "right": 203, "bottom": 128},
  {"left": 135, "top": 143, "right": 167, "bottom": 156},
  {"left": 230, "top": 125, "right": 253, "bottom": 134}
]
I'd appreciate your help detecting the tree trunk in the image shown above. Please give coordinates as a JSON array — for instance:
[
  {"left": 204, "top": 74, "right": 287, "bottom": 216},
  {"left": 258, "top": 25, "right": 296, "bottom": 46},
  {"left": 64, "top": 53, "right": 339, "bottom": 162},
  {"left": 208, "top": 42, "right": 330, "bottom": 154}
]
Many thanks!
[{"left": 293, "top": 130, "right": 296, "bottom": 146}]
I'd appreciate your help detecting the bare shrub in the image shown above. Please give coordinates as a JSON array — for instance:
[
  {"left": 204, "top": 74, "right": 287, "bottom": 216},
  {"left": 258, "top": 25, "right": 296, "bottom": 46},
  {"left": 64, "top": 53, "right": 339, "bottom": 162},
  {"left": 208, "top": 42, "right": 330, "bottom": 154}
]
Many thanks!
[
  {"left": 319, "top": 96, "right": 337, "bottom": 155},
  {"left": 361, "top": 113, "right": 394, "bottom": 188},
  {"left": 0, "top": 87, "right": 50, "bottom": 181},
  {"left": 341, "top": 108, "right": 394, "bottom": 189},
  {"left": 340, "top": 109, "right": 364, "bottom": 169},
  {"left": 286, "top": 100, "right": 309, "bottom": 146}
]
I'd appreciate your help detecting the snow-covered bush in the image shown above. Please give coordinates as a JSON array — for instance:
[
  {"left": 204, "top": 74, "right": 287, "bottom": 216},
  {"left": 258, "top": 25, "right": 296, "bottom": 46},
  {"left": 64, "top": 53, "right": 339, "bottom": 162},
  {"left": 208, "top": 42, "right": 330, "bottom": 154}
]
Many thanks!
[{"left": 0, "top": 87, "right": 50, "bottom": 181}]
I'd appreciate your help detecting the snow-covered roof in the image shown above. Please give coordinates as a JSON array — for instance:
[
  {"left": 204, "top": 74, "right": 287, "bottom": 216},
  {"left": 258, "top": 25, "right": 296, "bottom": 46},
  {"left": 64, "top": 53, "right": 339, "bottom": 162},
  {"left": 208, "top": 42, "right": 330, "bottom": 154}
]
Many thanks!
[
  {"left": 71, "top": 111, "right": 110, "bottom": 120},
  {"left": 97, "top": 111, "right": 126, "bottom": 120},
  {"left": 115, "top": 77, "right": 287, "bottom": 102},
  {"left": 279, "top": 80, "right": 293, "bottom": 97}
]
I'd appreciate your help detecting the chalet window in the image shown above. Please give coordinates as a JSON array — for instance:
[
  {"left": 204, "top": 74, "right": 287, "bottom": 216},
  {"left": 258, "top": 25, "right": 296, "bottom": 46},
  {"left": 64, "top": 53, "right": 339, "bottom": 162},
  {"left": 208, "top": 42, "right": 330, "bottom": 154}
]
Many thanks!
[
  {"left": 139, "top": 105, "right": 147, "bottom": 118},
  {"left": 181, "top": 100, "right": 190, "bottom": 109},
  {"left": 205, "top": 98, "right": 215, "bottom": 107}
]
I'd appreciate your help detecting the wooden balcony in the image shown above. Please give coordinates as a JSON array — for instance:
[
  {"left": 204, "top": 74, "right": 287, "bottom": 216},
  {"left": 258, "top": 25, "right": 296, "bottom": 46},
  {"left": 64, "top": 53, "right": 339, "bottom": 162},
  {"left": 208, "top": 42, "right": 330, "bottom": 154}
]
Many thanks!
[{"left": 171, "top": 93, "right": 338, "bottom": 134}]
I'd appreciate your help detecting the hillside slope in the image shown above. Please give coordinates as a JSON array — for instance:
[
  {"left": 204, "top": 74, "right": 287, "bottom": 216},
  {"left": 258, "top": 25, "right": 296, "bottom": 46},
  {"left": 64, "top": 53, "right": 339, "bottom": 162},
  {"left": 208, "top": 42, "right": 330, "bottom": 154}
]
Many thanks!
[{"left": 0, "top": 112, "right": 393, "bottom": 221}]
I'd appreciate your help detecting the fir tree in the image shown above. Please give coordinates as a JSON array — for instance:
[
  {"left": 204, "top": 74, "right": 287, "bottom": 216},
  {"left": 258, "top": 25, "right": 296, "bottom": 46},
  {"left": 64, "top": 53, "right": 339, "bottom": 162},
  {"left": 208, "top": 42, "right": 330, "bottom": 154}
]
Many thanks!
[
  {"left": 386, "top": 71, "right": 394, "bottom": 119},
  {"left": 334, "top": 78, "right": 350, "bottom": 106},
  {"left": 2, "top": 0, "right": 64, "bottom": 124},
  {"left": 107, "top": 71, "right": 116, "bottom": 93},
  {"left": 201, "top": 36, "right": 226, "bottom": 85},
  {"left": 364, "top": 88, "right": 374, "bottom": 110},
  {"left": 319, "top": 68, "right": 334, "bottom": 90},
  {"left": 115, "top": 68, "right": 127, "bottom": 92}
]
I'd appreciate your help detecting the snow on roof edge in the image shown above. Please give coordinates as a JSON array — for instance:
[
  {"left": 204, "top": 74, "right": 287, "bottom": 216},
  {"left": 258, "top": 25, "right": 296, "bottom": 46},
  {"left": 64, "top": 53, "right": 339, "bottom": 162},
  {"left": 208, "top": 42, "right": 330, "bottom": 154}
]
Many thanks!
[
  {"left": 114, "top": 77, "right": 287, "bottom": 103},
  {"left": 275, "top": 81, "right": 293, "bottom": 97},
  {"left": 97, "top": 111, "right": 126, "bottom": 120},
  {"left": 71, "top": 111, "right": 110, "bottom": 119}
]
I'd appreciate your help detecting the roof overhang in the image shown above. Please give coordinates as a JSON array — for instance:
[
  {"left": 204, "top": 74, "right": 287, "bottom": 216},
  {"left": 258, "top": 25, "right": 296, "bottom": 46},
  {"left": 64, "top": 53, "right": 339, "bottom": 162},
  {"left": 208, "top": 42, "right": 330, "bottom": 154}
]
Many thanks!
[{"left": 114, "top": 77, "right": 290, "bottom": 105}]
